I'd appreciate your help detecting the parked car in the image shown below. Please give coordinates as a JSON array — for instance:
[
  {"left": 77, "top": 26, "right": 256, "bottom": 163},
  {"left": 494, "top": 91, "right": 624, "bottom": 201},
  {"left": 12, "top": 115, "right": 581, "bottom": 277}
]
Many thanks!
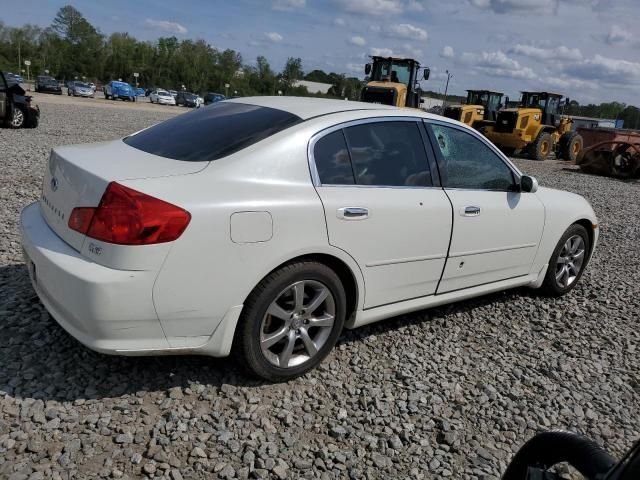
[
  {"left": 176, "top": 91, "right": 199, "bottom": 108},
  {"left": 68, "top": 81, "right": 95, "bottom": 98},
  {"left": 149, "top": 89, "right": 176, "bottom": 105},
  {"left": 20, "top": 97, "right": 598, "bottom": 381},
  {"left": 204, "top": 92, "right": 225, "bottom": 105},
  {"left": 35, "top": 75, "right": 62, "bottom": 95},
  {"left": 134, "top": 87, "right": 146, "bottom": 97},
  {"left": 169, "top": 90, "right": 178, "bottom": 98},
  {"left": 89, "top": 82, "right": 96, "bottom": 91},
  {"left": 103, "top": 81, "right": 136, "bottom": 101},
  {"left": 5, "top": 72, "right": 24, "bottom": 83},
  {"left": 0, "top": 71, "right": 39, "bottom": 128}
]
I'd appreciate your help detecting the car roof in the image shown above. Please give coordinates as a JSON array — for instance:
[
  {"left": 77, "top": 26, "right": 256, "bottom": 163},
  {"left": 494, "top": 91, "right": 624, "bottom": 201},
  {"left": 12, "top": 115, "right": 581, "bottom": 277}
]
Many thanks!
[{"left": 227, "top": 96, "right": 398, "bottom": 120}]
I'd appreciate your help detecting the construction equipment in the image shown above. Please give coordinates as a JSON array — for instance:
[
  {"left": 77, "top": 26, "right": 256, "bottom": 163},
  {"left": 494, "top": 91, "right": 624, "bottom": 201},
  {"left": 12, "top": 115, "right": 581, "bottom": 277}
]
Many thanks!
[
  {"left": 576, "top": 127, "right": 640, "bottom": 179},
  {"left": 442, "top": 90, "right": 504, "bottom": 130},
  {"left": 484, "top": 91, "right": 583, "bottom": 161},
  {"left": 361, "top": 56, "right": 429, "bottom": 108}
]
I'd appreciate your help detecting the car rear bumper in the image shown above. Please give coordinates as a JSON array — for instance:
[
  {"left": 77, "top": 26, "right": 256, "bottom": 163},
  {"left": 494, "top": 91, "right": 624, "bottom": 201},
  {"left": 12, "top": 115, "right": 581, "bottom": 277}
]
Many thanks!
[
  {"left": 20, "top": 202, "right": 241, "bottom": 357},
  {"left": 20, "top": 202, "right": 170, "bottom": 354}
]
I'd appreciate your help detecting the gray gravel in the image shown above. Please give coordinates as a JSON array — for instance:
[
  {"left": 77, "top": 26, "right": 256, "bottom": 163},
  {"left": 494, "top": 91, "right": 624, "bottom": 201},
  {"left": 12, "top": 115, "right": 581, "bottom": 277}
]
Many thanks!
[{"left": 1, "top": 102, "right": 639, "bottom": 480}]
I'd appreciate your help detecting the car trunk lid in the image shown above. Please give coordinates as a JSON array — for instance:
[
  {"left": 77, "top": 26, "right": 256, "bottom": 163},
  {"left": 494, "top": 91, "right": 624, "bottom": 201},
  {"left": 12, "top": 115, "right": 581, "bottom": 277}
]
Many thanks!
[{"left": 40, "top": 139, "right": 207, "bottom": 251}]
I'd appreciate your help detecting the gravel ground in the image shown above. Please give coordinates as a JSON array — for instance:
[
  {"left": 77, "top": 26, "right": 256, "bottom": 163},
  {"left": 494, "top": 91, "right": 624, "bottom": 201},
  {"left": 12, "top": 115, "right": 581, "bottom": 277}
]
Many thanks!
[{"left": 1, "top": 101, "right": 639, "bottom": 480}]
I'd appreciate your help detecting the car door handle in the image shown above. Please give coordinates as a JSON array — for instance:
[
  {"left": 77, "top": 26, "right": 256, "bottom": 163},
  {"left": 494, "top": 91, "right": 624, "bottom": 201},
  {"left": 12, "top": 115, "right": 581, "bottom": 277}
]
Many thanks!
[
  {"left": 461, "top": 206, "right": 481, "bottom": 217},
  {"left": 337, "top": 207, "right": 369, "bottom": 220}
]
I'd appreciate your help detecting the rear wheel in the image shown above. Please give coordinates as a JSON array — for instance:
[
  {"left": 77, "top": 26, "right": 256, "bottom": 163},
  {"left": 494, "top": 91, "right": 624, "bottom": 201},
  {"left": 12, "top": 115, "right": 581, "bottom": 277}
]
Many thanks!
[
  {"left": 559, "top": 131, "right": 583, "bottom": 162},
  {"left": 541, "top": 224, "right": 590, "bottom": 296},
  {"left": 529, "top": 132, "right": 553, "bottom": 161},
  {"left": 236, "top": 261, "right": 346, "bottom": 382}
]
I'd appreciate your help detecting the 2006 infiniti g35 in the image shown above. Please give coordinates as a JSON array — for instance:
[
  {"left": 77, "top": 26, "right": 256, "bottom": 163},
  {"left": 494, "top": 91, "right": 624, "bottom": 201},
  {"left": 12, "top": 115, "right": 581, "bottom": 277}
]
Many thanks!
[{"left": 20, "top": 97, "right": 598, "bottom": 381}]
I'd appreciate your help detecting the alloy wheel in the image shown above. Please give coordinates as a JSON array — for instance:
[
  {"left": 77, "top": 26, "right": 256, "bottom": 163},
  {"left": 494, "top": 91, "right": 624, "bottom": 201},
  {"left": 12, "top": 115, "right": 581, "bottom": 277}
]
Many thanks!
[
  {"left": 12, "top": 108, "right": 24, "bottom": 128},
  {"left": 555, "top": 235, "right": 586, "bottom": 288},
  {"left": 260, "top": 280, "right": 335, "bottom": 369}
]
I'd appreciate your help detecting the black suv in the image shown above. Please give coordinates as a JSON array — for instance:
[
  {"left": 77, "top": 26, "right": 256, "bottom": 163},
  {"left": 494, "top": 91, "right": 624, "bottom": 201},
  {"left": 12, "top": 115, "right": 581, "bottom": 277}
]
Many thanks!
[
  {"left": 35, "top": 75, "right": 62, "bottom": 94},
  {"left": 0, "top": 71, "right": 39, "bottom": 128}
]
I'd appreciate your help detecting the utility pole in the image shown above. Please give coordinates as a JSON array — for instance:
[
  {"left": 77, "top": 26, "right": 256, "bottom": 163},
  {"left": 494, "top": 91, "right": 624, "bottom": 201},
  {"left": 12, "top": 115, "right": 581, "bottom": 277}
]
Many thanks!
[{"left": 443, "top": 70, "right": 453, "bottom": 108}]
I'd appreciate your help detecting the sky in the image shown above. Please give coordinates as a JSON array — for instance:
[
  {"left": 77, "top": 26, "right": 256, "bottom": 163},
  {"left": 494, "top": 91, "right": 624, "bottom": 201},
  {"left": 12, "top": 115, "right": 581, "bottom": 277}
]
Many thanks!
[{"left": 4, "top": 0, "right": 640, "bottom": 105}]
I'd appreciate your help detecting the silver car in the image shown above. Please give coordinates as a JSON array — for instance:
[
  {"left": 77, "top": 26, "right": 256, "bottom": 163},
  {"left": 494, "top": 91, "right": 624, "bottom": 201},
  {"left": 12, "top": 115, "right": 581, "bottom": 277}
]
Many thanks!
[{"left": 68, "top": 81, "right": 95, "bottom": 98}]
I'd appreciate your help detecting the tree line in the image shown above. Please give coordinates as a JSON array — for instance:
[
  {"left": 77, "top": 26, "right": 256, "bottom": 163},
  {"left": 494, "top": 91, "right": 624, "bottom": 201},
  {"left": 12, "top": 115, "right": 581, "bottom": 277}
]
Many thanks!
[{"left": 0, "top": 5, "right": 363, "bottom": 99}]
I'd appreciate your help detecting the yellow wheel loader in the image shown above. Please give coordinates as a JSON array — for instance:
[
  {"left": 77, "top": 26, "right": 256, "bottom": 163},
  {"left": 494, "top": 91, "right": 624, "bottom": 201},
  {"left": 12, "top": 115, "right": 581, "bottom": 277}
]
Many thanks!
[
  {"left": 484, "top": 91, "right": 583, "bottom": 161},
  {"left": 442, "top": 90, "right": 504, "bottom": 130},
  {"left": 360, "top": 56, "right": 430, "bottom": 108}
]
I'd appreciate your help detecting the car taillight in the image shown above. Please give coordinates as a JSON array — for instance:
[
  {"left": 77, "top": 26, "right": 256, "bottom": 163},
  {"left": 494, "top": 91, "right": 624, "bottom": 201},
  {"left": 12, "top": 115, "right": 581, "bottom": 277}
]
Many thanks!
[{"left": 68, "top": 182, "right": 191, "bottom": 245}]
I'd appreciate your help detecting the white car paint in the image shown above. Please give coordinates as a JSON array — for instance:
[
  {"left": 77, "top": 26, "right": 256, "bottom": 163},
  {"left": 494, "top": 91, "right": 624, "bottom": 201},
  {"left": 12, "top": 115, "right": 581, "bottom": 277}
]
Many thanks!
[
  {"left": 149, "top": 90, "right": 176, "bottom": 105},
  {"left": 20, "top": 97, "right": 598, "bottom": 360}
]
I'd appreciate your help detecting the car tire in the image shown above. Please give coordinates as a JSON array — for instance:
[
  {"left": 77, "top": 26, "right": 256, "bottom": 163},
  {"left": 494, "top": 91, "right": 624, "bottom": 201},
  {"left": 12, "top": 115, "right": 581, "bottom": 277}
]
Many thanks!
[
  {"left": 529, "top": 132, "right": 553, "bottom": 161},
  {"left": 236, "top": 261, "right": 346, "bottom": 382},
  {"left": 541, "top": 224, "right": 590, "bottom": 296},
  {"left": 9, "top": 105, "right": 26, "bottom": 129}
]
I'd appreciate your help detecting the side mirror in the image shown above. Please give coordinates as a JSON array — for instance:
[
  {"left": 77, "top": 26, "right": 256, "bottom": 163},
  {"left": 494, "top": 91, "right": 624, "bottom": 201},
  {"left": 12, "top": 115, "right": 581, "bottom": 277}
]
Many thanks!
[
  {"left": 365, "top": 63, "right": 372, "bottom": 75},
  {"left": 520, "top": 175, "right": 538, "bottom": 193},
  {"left": 423, "top": 67, "right": 430, "bottom": 80},
  {"left": 504, "top": 96, "right": 510, "bottom": 107},
  {"left": 565, "top": 97, "right": 570, "bottom": 106}
]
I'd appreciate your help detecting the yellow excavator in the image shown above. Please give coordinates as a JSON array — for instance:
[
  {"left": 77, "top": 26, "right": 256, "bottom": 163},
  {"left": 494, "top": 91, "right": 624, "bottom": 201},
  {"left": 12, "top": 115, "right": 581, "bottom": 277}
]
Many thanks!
[
  {"left": 442, "top": 90, "right": 504, "bottom": 130},
  {"left": 484, "top": 91, "right": 583, "bottom": 161},
  {"left": 360, "top": 56, "right": 430, "bottom": 108}
]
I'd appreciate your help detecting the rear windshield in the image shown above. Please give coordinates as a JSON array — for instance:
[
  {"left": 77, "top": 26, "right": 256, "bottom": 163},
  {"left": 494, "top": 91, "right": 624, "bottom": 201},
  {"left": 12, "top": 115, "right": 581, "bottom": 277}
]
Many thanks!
[{"left": 123, "top": 102, "right": 303, "bottom": 162}]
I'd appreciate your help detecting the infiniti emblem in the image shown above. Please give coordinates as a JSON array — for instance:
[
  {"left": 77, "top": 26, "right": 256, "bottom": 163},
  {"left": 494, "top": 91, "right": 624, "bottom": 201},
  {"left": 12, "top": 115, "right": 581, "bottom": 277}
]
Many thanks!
[{"left": 50, "top": 177, "right": 59, "bottom": 192}]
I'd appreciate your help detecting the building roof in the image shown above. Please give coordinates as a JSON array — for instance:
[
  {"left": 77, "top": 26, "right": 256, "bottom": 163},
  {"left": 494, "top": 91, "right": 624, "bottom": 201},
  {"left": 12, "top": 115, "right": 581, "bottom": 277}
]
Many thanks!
[{"left": 228, "top": 96, "right": 397, "bottom": 120}]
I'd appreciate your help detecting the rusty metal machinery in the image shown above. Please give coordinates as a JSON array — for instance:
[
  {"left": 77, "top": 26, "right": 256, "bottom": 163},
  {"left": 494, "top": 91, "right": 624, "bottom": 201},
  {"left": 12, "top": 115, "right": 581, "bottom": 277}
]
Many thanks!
[{"left": 576, "top": 127, "right": 640, "bottom": 179}]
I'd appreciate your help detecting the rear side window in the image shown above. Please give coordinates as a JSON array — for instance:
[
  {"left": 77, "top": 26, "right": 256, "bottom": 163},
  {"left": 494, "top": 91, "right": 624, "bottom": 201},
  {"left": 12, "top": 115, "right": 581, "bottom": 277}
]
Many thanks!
[
  {"left": 124, "top": 102, "right": 302, "bottom": 162},
  {"left": 314, "top": 131, "right": 355, "bottom": 185},
  {"left": 343, "top": 121, "right": 432, "bottom": 187}
]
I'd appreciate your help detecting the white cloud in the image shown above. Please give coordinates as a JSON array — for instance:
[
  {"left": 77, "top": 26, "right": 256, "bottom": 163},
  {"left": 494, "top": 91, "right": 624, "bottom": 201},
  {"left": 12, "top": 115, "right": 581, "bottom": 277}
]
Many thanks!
[
  {"left": 349, "top": 36, "right": 367, "bottom": 46},
  {"left": 264, "top": 32, "right": 284, "bottom": 43},
  {"left": 370, "top": 47, "right": 395, "bottom": 57},
  {"left": 383, "top": 23, "right": 428, "bottom": 41},
  {"left": 604, "top": 25, "right": 635, "bottom": 46},
  {"left": 334, "top": 17, "right": 346, "bottom": 26},
  {"left": 407, "top": 0, "right": 425, "bottom": 11},
  {"left": 440, "top": 45, "right": 455, "bottom": 59},
  {"left": 272, "top": 0, "right": 306, "bottom": 10},
  {"left": 459, "top": 50, "right": 537, "bottom": 79},
  {"left": 468, "top": 0, "right": 557, "bottom": 14},
  {"left": 401, "top": 43, "right": 423, "bottom": 58},
  {"left": 346, "top": 62, "right": 363, "bottom": 73},
  {"left": 562, "top": 54, "right": 640, "bottom": 85},
  {"left": 333, "top": 0, "right": 405, "bottom": 16},
  {"left": 509, "top": 44, "right": 583, "bottom": 61},
  {"left": 143, "top": 18, "right": 188, "bottom": 35}
]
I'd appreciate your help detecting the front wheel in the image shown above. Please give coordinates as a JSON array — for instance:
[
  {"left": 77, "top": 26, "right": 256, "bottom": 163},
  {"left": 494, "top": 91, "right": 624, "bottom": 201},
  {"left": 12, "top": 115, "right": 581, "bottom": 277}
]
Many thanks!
[
  {"left": 10, "top": 105, "right": 26, "bottom": 128},
  {"left": 541, "top": 224, "right": 590, "bottom": 296},
  {"left": 236, "top": 262, "right": 346, "bottom": 382},
  {"left": 529, "top": 132, "right": 553, "bottom": 161}
]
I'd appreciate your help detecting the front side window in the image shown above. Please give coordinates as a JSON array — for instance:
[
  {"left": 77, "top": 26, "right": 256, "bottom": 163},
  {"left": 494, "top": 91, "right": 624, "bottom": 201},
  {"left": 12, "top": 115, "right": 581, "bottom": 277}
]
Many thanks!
[
  {"left": 124, "top": 102, "right": 302, "bottom": 162},
  {"left": 344, "top": 121, "right": 432, "bottom": 187},
  {"left": 429, "top": 123, "right": 515, "bottom": 191}
]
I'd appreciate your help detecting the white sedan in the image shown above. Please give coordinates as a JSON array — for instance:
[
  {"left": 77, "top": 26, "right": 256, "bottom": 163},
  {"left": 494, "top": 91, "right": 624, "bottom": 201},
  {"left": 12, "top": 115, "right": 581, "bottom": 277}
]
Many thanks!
[
  {"left": 149, "top": 89, "right": 176, "bottom": 105},
  {"left": 20, "top": 97, "right": 598, "bottom": 381}
]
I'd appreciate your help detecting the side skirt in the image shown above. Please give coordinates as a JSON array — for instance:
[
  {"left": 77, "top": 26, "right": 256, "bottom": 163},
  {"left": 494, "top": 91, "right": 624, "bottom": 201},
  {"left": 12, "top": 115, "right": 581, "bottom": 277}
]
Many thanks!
[{"left": 348, "top": 271, "right": 541, "bottom": 329}]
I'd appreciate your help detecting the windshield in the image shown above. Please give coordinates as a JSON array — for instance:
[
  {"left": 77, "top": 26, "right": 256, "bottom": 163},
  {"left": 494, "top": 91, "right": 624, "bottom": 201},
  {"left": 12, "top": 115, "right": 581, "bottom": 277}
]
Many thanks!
[
  {"left": 76, "top": 82, "right": 90, "bottom": 88},
  {"left": 521, "top": 93, "right": 549, "bottom": 110},
  {"left": 123, "top": 102, "right": 302, "bottom": 162},
  {"left": 371, "top": 60, "right": 412, "bottom": 85},
  {"left": 467, "top": 91, "right": 488, "bottom": 105}
]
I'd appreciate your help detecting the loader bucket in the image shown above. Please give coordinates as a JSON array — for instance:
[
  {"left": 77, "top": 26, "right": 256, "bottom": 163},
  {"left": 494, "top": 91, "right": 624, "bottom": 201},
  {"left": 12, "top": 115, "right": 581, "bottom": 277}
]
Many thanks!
[{"left": 576, "top": 141, "right": 640, "bottom": 179}]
